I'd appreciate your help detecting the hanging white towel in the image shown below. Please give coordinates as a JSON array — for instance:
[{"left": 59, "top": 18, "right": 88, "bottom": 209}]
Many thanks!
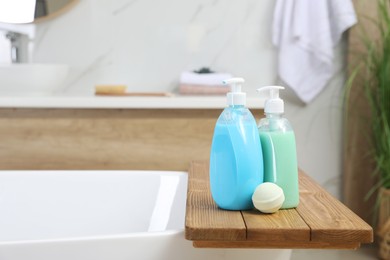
[{"left": 272, "top": 0, "right": 357, "bottom": 103}]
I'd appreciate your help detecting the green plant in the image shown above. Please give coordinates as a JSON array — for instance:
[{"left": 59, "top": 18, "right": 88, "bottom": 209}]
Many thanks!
[{"left": 346, "top": 0, "right": 390, "bottom": 197}]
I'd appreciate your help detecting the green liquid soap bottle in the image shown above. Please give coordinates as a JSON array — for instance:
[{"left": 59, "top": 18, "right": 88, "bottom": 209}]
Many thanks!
[{"left": 257, "top": 86, "right": 299, "bottom": 209}]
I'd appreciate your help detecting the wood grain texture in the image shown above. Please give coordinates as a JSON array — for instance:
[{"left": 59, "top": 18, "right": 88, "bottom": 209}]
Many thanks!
[
  {"left": 0, "top": 108, "right": 262, "bottom": 171},
  {"left": 186, "top": 161, "right": 373, "bottom": 249},
  {"left": 297, "top": 171, "right": 373, "bottom": 244},
  {"left": 242, "top": 209, "right": 310, "bottom": 242},
  {"left": 185, "top": 161, "right": 246, "bottom": 241},
  {"left": 193, "top": 241, "right": 361, "bottom": 249}
]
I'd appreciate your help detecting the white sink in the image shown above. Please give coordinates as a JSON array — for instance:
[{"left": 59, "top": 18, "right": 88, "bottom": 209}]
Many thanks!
[
  {"left": 0, "top": 170, "right": 291, "bottom": 260},
  {"left": 0, "top": 63, "right": 68, "bottom": 95}
]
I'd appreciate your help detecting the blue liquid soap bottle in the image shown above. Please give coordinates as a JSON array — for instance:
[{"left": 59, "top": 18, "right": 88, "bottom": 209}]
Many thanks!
[
  {"left": 257, "top": 86, "right": 299, "bottom": 209},
  {"left": 209, "top": 77, "right": 264, "bottom": 210}
]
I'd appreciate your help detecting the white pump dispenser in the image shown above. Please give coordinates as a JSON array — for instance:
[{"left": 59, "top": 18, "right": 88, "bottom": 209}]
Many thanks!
[
  {"left": 223, "top": 77, "right": 246, "bottom": 106},
  {"left": 257, "top": 86, "right": 285, "bottom": 114}
]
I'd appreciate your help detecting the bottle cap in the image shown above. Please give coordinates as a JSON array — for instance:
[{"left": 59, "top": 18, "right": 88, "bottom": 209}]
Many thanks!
[
  {"left": 223, "top": 77, "right": 246, "bottom": 106},
  {"left": 257, "top": 86, "right": 285, "bottom": 114}
]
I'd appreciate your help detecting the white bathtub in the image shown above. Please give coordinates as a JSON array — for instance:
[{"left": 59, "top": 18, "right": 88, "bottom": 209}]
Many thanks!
[{"left": 0, "top": 170, "right": 291, "bottom": 260}]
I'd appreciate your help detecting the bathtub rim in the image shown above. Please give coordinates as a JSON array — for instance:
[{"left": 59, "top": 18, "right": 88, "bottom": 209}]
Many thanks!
[{"left": 0, "top": 229, "right": 186, "bottom": 246}]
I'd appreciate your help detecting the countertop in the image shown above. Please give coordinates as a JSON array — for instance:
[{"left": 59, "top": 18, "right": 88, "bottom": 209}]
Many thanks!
[{"left": 0, "top": 95, "right": 265, "bottom": 109}]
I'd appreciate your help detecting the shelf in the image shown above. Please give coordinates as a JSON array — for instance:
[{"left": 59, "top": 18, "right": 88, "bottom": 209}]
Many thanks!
[
  {"left": 185, "top": 161, "right": 373, "bottom": 249},
  {"left": 0, "top": 95, "right": 265, "bottom": 109}
]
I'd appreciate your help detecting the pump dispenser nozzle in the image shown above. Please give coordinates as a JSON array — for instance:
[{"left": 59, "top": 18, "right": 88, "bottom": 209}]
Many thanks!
[
  {"left": 257, "top": 86, "right": 285, "bottom": 114},
  {"left": 223, "top": 77, "right": 246, "bottom": 106}
]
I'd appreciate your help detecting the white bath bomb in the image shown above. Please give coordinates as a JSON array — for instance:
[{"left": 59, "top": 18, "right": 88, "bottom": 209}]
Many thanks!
[{"left": 252, "top": 182, "right": 285, "bottom": 213}]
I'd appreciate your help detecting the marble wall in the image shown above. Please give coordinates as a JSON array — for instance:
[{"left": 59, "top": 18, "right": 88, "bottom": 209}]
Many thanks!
[{"left": 32, "top": 0, "right": 277, "bottom": 95}]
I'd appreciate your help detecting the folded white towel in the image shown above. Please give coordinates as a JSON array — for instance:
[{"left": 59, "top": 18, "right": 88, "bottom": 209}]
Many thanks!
[
  {"left": 273, "top": 0, "right": 357, "bottom": 103},
  {"left": 180, "top": 71, "right": 232, "bottom": 86},
  {"left": 179, "top": 84, "right": 230, "bottom": 95}
]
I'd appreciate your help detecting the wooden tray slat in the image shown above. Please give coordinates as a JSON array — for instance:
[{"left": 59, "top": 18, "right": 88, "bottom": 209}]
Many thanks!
[
  {"left": 242, "top": 209, "right": 310, "bottom": 242},
  {"left": 185, "top": 161, "right": 246, "bottom": 241},
  {"left": 297, "top": 172, "right": 373, "bottom": 244}
]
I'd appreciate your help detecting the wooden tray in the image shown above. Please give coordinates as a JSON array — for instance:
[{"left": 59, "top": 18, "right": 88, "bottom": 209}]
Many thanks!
[{"left": 185, "top": 161, "right": 373, "bottom": 249}]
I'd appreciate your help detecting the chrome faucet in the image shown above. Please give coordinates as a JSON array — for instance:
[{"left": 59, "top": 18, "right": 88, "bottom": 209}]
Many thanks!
[{"left": 4, "top": 31, "right": 28, "bottom": 63}]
